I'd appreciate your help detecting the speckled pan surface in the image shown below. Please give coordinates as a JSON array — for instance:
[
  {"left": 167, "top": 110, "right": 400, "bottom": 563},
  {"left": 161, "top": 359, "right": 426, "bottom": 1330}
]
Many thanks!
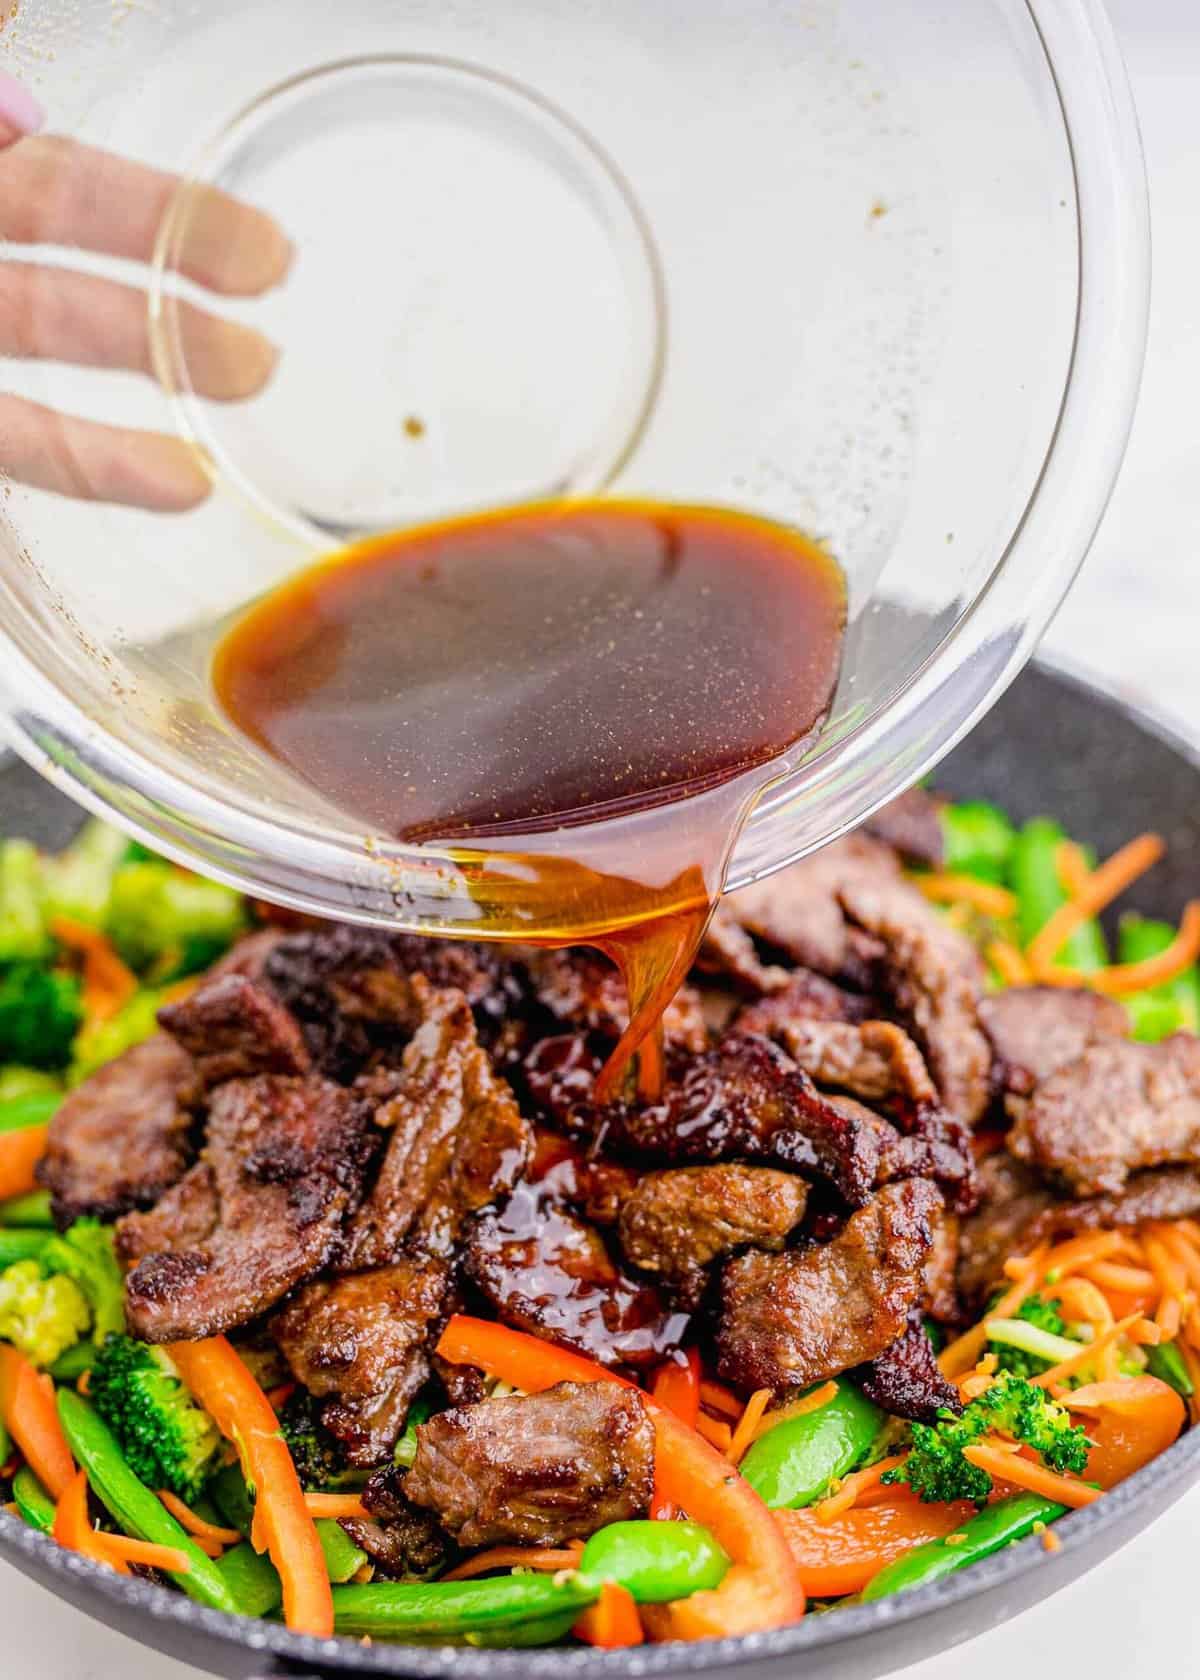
[{"left": 1, "top": 661, "right": 1198, "bottom": 1680}]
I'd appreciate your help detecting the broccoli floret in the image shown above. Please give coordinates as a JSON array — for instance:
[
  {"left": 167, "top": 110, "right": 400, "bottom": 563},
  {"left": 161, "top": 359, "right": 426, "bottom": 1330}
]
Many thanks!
[
  {"left": 886, "top": 1372, "right": 1090, "bottom": 1505},
  {"left": 40, "top": 1219, "right": 124, "bottom": 1343},
  {"left": 988, "top": 1291, "right": 1069, "bottom": 1378},
  {"left": 0, "top": 1066, "right": 61, "bottom": 1103},
  {"left": 106, "top": 862, "right": 247, "bottom": 981},
  {"left": 69, "top": 987, "right": 167, "bottom": 1084},
  {"left": 0, "top": 840, "right": 48, "bottom": 963},
  {"left": 0, "top": 965, "right": 82, "bottom": 1069},
  {"left": 90, "top": 1335, "right": 221, "bottom": 1501},
  {"left": 279, "top": 1389, "right": 361, "bottom": 1490},
  {"left": 42, "top": 821, "right": 129, "bottom": 929},
  {"left": 0, "top": 1259, "right": 90, "bottom": 1366}
]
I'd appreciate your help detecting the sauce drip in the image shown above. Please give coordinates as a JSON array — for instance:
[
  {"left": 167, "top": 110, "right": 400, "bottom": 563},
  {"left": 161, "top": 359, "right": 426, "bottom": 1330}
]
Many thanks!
[{"left": 215, "top": 499, "right": 845, "bottom": 1097}]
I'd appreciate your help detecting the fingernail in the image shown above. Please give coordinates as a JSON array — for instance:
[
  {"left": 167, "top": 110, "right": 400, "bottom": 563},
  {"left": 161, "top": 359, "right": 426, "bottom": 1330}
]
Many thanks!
[{"left": 0, "top": 71, "right": 44, "bottom": 137}]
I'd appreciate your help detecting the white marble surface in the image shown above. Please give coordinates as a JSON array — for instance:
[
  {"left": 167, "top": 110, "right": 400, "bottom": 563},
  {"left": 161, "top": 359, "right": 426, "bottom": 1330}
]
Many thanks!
[{"left": 4, "top": 3, "right": 1200, "bottom": 1678}]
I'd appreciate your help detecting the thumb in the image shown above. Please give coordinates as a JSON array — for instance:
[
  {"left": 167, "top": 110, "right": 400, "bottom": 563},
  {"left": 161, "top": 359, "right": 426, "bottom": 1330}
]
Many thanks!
[{"left": 0, "top": 70, "right": 43, "bottom": 148}]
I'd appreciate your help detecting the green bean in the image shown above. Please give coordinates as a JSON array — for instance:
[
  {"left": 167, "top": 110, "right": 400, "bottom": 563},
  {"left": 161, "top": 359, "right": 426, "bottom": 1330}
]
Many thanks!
[
  {"left": 861, "top": 1493, "right": 1065, "bottom": 1600},
  {"left": 738, "top": 1382, "right": 883, "bottom": 1510},
  {"left": 1147, "top": 1339, "right": 1195, "bottom": 1398},
  {"left": 1118, "top": 916, "right": 1200, "bottom": 1041},
  {"left": 11, "top": 1466, "right": 54, "bottom": 1533},
  {"left": 0, "top": 1190, "right": 54, "bottom": 1228},
  {"left": 466, "top": 1610, "right": 582, "bottom": 1647},
  {"left": 330, "top": 1573, "right": 600, "bottom": 1639},
  {"left": 48, "top": 1341, "right": 96, "bottom": 1382},
  {"left": 316, "top": 1519, "right": 368, "bottom": 1584},
  {"left": 56, "top": 1389, "right": 240, "bottom": 1615},
  {"left": 578, "top": 1521, "right": 729, "bottom": 1602},
  {"left": 0, "top": 1228, "right": 50, "bottom": 1268},
  {"left": 1011, "top": 819, "right": 1106, "bottom": 969},
  {"left": 0, "top": 1411, "right": 9, "bottom": 1467},
  {"left": 940, "top": 802, "right": 1017, "bottom": 884},
  {"left": 0, "top": 1093, "right": 61, "bottom": 1135}
]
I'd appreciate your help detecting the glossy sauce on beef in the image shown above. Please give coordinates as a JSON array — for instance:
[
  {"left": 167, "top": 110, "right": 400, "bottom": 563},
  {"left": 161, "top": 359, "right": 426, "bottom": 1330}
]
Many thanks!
[{"left": 215, "top": 500, "right": 845, "bottom": 1097}]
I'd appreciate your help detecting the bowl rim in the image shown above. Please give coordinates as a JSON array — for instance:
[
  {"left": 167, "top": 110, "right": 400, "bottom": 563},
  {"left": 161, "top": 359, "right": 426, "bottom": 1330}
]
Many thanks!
[
  {"left": 1, "top": 655, "right": 1199, "bottom": 1678},
  {"left": 0, "top": 0, "right": 1152, "bottom": 931}
]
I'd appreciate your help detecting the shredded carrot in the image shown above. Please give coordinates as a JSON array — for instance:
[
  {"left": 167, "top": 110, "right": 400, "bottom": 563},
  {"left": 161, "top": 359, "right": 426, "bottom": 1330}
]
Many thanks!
[
  {"left": 1140, "top": 1231, "right": 1189, "bottom": 1339},
  {"left": 96, "top": 1532, "right": 193, "bottom": 1574},
  {"left": 1051, "top": 1277, "right": 1117, "bottom": 1379},
  {"left": 156, "top": 1489, "right": 242, "bottom": 1546},
  {"left": 1056, "top": 840, "right": 1093, "bottom": 897},
  {"left": 1059, "top": 1377, "right": 1170, "bottom": 1413},
  {"left": 1041, "top": 1230, "right": 1128, "bottom": 1277},
  {"left": 1045, "top": 902, "right": 1200, "bottom": 995},
  {"left": 1176, "top": 1338, "right": 1200, "bottom": 1426},
  {"left": 302, "top": 1493, "right": 369, "bottom": 1521},
  {"left": 916, "top": 874, "right": 1018, "bottom": 920},
  {"left": 1025, "top": 833, "right": 1165, "bottom": 972},
  {"left": 987, "top": 939, "right": 1033, "bottom": 986},
  {"left": 695, "top": 1412, "right": 733, "bottom": 1452},
  {"left": 962, "top": 1442, "right": 1099, "bottom": 1509},
  {"left": 699, "top": 1379, "right": 743, "bottom": 1420},
  {"left": 0, "top": 1125, "right": 50, "bottom": 1204},
  {"left": 959, "top": 1372, "right": 996, "bottom": 1403},
  {"left": 1083, "top": 1260, "right": 1158, "bottom": 1296},
  {"left": 50, "top": 916, "right": 138, "bottom": 1025},
  {"left": 441, "top": 1542, "right": 584, "bottom": 1582},
  {"left": 52, "top": 1468, "right": 127, "bottom": 1573},
  {"left": 753, "top": 1382, "right": 838, "bottom": 1442},
  {"left": 1035, "top": 1312, "right": 1156, "bottom": 1389},
  {"left": 1042, "top": 1527, "right": 1062, "bottom": 1554},
  {"left": 574, "top": 1579, "right": 644, "bottom": 1648},
  {"left": 76, "top": 1369, "right": 91, "bottom": 1397},
  {"left": 726, "top": 1389, "right": 772, "bottom": 1467},
  {"left": 813, "top": 1455, "right": 908, "bottom": 1524},
  {"left": 940, "top": 1244, "right": 1052, "bottom": 1377}
]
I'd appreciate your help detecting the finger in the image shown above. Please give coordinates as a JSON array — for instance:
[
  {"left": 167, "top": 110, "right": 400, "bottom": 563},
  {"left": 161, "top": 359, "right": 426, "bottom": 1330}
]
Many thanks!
[
  {"left": 0, "top": 72, "right": 44, "bottom": 148},
  {"left": 0, "top": 394, "right": 211, "bottom": 511},
  {"left": 0, "top": 262, "right": 278, "bottom": 399},
  {"left": 0, "top": 136, "right": 293, "bottom": 296}
]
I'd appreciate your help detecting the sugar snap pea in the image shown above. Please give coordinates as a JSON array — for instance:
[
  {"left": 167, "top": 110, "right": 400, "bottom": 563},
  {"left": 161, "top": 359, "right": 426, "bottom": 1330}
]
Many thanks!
[
  {"left": 1119, "top": 916, "right": 1200, "bottom": 1041},
  {"left": 1012, "top": 819, "right": 1106, "bottom": 969},
  {"left": 861, "top": 1493, "right": 1065, "bottom": 1600},
  {"left": 330, "top": 1572, "right": 600, "bottom": 1639},
  {"left": 0, "top": 1093, "right": 61, "bottom": 1135},
  {"left": 48, "top": 1340, "right": 96, "bottom": 1382},
  {"left": 940, "top": 801, "right": 1017, "bottom": 884},
  {"left": 213, "top": 1541, "right": 281, "bottom": 1619},
  {"left": 738, "top": 1382, "right": 883, "bottom": 1509},
  {"left": 11, "top": 1466, "right": 55, "bottom": 1533},
  {"left": 209, "top": 1461, "right": 365, "bottom": 1585},
  {"left": 578, "top": 1520, "right": 729, "bottom": 1602},
  {"left": 0, "top": 1228, "right": 49, "bottom": 1269},
  {"left": 0, "top": 1190, "right": 53, "bottom": 1229},
  {"left": 56, "top": 1388, "right": 240, "bottom": 1615},
  {"left": 1147, "top": 1339, "right": 1195, "bottom": 1398}
]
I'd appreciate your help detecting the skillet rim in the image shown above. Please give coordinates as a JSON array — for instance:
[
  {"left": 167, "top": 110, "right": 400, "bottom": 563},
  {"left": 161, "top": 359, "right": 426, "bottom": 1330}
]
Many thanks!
[{"left": 2, "top": 655, "right": 1199, "bottom": 1677}]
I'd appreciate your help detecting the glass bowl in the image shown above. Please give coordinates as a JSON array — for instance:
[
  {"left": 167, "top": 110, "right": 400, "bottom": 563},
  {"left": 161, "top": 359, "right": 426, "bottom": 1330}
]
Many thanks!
[{"left": 0, "top": 0, "right": 1148, "bottom": 937}]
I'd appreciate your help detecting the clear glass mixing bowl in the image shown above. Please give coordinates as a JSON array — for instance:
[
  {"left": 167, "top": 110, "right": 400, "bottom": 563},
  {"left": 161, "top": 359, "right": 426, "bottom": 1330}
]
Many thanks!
[{"left": 0, "top": 0, "right": 1148, "bottom": 936}]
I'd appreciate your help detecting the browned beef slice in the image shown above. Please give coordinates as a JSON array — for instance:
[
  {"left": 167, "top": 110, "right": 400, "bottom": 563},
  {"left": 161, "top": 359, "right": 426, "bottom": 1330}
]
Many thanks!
[
  {"left": 273, "top": 1258, "right": 449, "bottom": 1465},
  {"left": 608, "top": 1034, "right": 885, "bottom": 1207},
  {"left": 207, "top": 926, "right": 287, "bottom": 982},
  {"left": 696, "top": 910, "right": 793, "bottom": 996},
  {"left": 158, "top": 973, "right": 311, "bottom": 1093},
  {"left": 735, "top": 970, "right": 874, "bottom": 1031},
  {"left": 37, "top": 1035, "right": 194, "bottom": 1225},
  {"left": 341, "top": 1467, "right": 449, "bottom": 1580},
  {"left": 958, "top": 1153, "right": 1200, "bottom": 1302},
  {"left": 863, "top": 787, "right": 946, "bottom": 869},
  {"left": 120, "top": 1075, "right": 372, "bottom": 1343},
  {"left": 923, "top": 1207, "right": 961, "bottom": 1323},
  {"left": 404, "top": 1381, "right": 654, "bottom": 1548},
  {"left": 855, "top": 1308, "right": 960, "bottom": 1422},
  {"left": 839, "top": 876, "right": 990, "bottom": 1125},
  {"left": 716, "top": 1179, "right": 943, "bottom": 1394},
  {"left": 979, "top": 986, "right": 1129, "bottom": 1097},
  {"left": 264, "top": 925, "right": 524, "bottom": 1077},
  {"left": 738, "top": 1015, "right": 938, "bottom": 1110},
  {"left": 617, "top": 1165, "right": 807, "bottom": 1296},
  {"left": 515, "top": 946, "right": 708, "bottom": 1052},
  {"left": 850, "top": 1096, "right": 975, "bottom": 1210},
  {"left": 465, "top": 1180, "right": 688, "bottom": 1369},
  {"left": 705, "top": 834, "right": 899, "bottom": 987},
  {"left": 343, "top": 976, "right": 531, "bottom": 1270},
  {"left": 1009, "top": 1033, "right": 1200, "bottom": 1196}
]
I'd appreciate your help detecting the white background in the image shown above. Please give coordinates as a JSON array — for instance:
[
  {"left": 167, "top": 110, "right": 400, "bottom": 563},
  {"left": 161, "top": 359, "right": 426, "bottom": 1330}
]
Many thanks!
[{"left": 3, "top": 1, "right": 1199, "bottom": 1674}]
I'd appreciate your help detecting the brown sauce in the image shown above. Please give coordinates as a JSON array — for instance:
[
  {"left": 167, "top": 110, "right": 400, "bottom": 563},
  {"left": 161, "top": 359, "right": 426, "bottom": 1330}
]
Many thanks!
[{"left": 214, "top": 499, "right": 845, "bottom": 1097}]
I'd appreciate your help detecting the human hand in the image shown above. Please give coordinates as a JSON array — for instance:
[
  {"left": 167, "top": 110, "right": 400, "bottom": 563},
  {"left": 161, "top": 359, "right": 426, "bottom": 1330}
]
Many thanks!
[{"left": 0, "top": 73, "right": 291, "bottom": 511}]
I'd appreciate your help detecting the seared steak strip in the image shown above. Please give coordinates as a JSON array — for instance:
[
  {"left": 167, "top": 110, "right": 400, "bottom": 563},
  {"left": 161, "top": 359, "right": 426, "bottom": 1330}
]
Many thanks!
[
  {"left": 341, "top": 1467, "right": 450, "bottom": 1580},
  {"left": 514, "top": 946, "right": 708, "bottom": 1053},
  {"left": 855, "top": 1308, "right": 961, "bottom": 1422},
  {"left": 158, "top": 972, "right": 311, "bottom": 1094},
  {"left": 118, "top": 1074, "right": 373, "bottom": 1342},
  {"left": 979, "top": 985, "right": 1129, "bottom": 1099},
  {"left": 863, "top": 787, "right": 946, "bottom": 869},
  {"left": 37, "top": 1035, "right": 195, "bottom": 1226},
  {"left": 715, "top": 1180, "right": 943, "bottom": 1394},
  {"left": 1008, "top": 1033, "right": 1200, "bottom": 1196},
  {"left": 735, "top": 970, "right": 875, "bottom": 1031},
  {"left": 404, "top": 1381, "right": 654, "bottom": 1548}
]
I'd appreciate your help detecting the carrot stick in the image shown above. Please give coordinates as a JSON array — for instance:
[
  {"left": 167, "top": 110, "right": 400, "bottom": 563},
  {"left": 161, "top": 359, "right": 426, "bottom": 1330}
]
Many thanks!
[
  {"left": 754, "top": 1382, "right": 838, "bottom": 1442},
  {"left": 813, "top": 1455, "right": 908, "bottom": 1523},
  {"left": 0, "top": 1346, "right": 74, "bottom": 1499},
  {"left": 0, "top": 1126, "right": 49, "bottom": 1203},
  {"left": 1056, "top": 840, "right": 1093, "bottom": 897},
  {"left": 50, "top": 916, "right": 138, "bottom": 1025},
  {"left": 695, "top": 1413, "right": 733, "bottom": 1452},
  {"left": 916, "top": 875, "right": 1018, "bottom": 919},
  {"left": 962, "top": 1442, "right": 1099, "bottom": 1508},
  {"left": 726, "top": 1389, "right": 772, "bottom": 1467},
  {"left": 940, "top": 1244, "right": 1052, "bottom": 1377},
  {"left": 699, "top": 1379, "right": 743, "bottom": 1420},
  {"left": 1034, "top": 1312, "right": 1155, "bottom": 1389},
  {"left": 156, "top": 1489, "right": 242, "bottom": 1546},
  {"left": 441, "top": 1543, "right": 583, "bottom": 1582},
  {"left": 987, "top": 940, "right": 1033, "bottom": 986},
  {"left": 52, "top": 1468, "right": 127, "bottom": 1572},
  {"left": 167, "top": 1337, "right": 331, "bottom": 1638},
  {"left": 574, "top": 1580, "right": 644, "bottom": 1648},
  {"left": 1083, "top": 1260, "right": 1158, "bottom": 1295},
  {"left": 1026, "top": 834, "right": 1165, "bottom": 971},
  {"left": 302, "top": 1493, "right": 369, "bottom": 1520},
  {"left": 96, "top": 1533, "right": 193, "bottom": 1573}
]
